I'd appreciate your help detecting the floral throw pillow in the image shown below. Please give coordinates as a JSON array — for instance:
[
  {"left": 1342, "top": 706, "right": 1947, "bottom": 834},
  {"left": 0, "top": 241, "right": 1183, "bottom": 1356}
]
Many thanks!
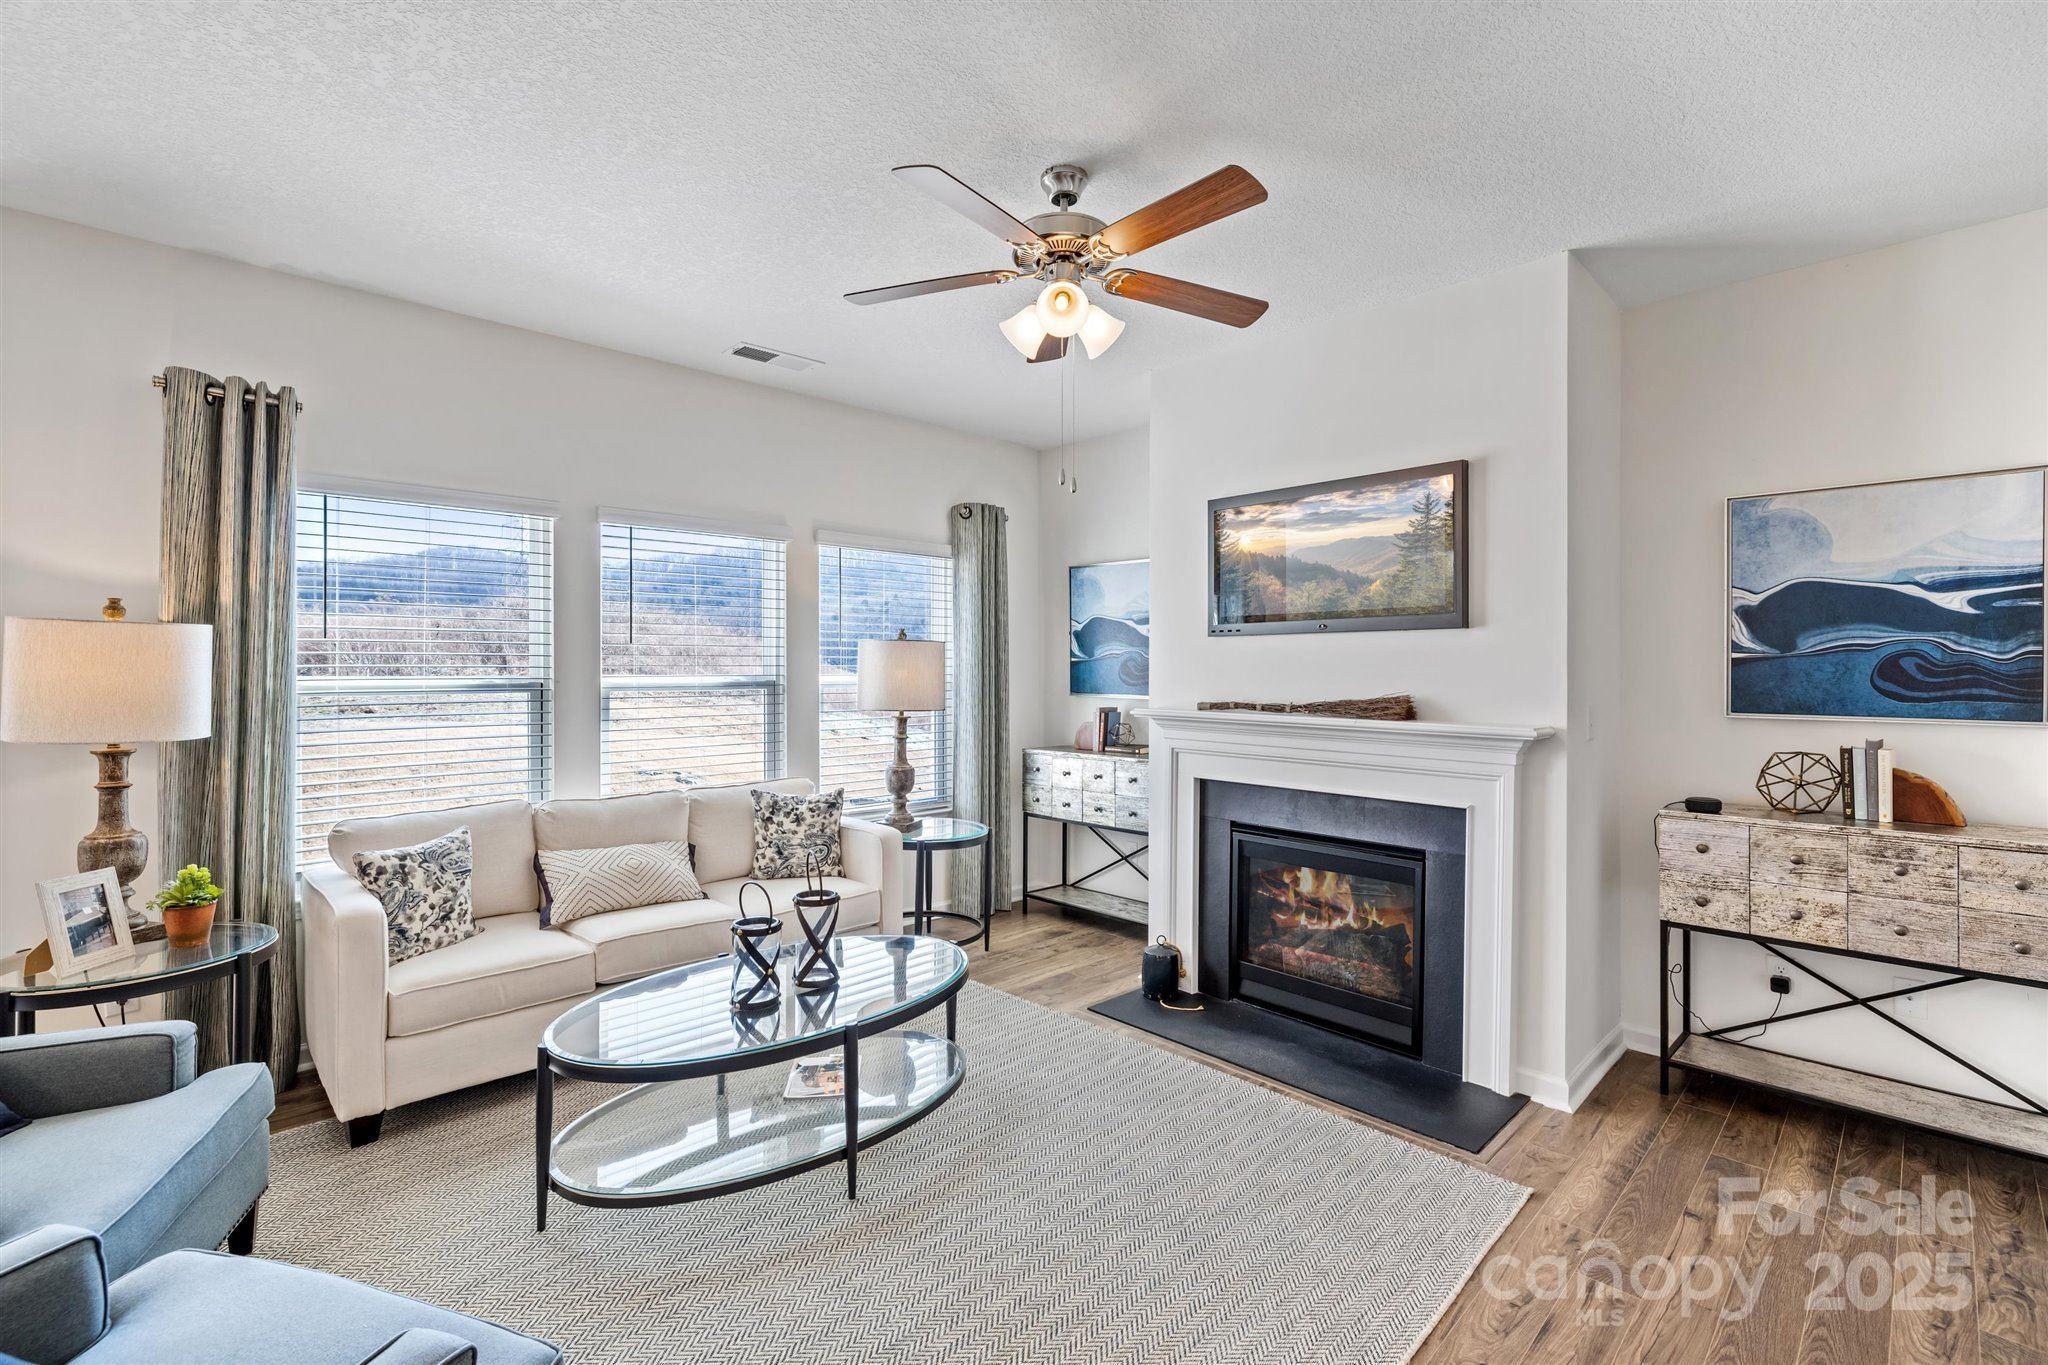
[
  {"left": 751, "top": 788, "right": 844, "bottom": 878},
  {"left": 351, "top": 827, "right": 479, "bottom": 965}
]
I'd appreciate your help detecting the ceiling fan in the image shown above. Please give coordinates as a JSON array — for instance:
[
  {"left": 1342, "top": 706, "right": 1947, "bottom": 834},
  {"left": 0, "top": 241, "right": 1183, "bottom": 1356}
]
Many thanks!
[{"left": 846, "top": 162, "right": 1269, "bottom": 362}]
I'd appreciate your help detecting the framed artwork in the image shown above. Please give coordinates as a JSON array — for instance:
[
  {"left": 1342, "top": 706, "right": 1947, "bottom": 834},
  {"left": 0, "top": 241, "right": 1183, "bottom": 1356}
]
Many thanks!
[
  {"left": 1728, "top": 466, "right": 2045, "bottom": 722},
  {"left": 1209, "top": 460, "right": 1468, "bottom": 635},
  {"left": 1069, "top": 558, "right": 1149, "bottom": 696},
  {"left": 37, "top": 868, "right": 134, "bottom": 976}
]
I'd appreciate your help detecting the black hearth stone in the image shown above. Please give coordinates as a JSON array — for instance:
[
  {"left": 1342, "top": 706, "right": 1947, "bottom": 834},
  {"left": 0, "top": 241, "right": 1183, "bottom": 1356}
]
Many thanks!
[{"left": 1089, "top": 991, "right": 1527, "bottom": 1153}]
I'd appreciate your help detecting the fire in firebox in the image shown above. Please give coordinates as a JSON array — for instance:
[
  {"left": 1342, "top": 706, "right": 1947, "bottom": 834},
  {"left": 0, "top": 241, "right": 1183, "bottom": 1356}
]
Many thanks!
[{"left": 1244, "top": 862, "right": 1416, "bottom": 1007}]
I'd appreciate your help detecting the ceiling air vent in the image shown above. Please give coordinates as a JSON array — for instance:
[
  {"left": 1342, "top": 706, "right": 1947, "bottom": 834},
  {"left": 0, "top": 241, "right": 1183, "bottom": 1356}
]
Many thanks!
[{"left": 729, "top": 343, "right": 822, "bottom": 372}]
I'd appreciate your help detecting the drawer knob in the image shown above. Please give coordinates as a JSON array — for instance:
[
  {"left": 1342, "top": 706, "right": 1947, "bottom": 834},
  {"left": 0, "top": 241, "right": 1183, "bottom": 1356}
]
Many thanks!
[
  {"left": 2019, "top": 880, "right": 2035, "bottom": 892},
  {"left": 1788, "top": 910, "right": 1805, "bottom": 920},
  {"left": 1790, "top": 854, "right": 1806, "bottom": 866},
  {"left": 1693, "top": 894, "right": 1711, "bottom": 908},
  {"left": 1893, "top": 925, "right": 1910, "bottom": 937},
  {"left": 1695, "top": 842, "right": 1711, "bottom": 854},
  {"left": 1894, "top": 866, "right": 1910, "bottom": 878},
  {"left": 2015, "top": 943, "right": 2034, "bottom": 956}
]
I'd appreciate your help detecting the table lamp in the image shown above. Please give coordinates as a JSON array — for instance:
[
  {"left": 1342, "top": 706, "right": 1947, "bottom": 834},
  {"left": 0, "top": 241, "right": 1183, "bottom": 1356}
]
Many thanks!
[
  {"left": 1, "top": 599, "right": 213, "bottom": 935},
  {"left": 856, "top": 629, "right": 945, "bottom": 832}
]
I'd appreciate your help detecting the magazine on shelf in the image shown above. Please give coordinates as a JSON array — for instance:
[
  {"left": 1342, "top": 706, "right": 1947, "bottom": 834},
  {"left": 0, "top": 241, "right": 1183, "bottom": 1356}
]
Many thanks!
[{"left": 784, "top": 1053, "right": 846, "bottom": 1100}]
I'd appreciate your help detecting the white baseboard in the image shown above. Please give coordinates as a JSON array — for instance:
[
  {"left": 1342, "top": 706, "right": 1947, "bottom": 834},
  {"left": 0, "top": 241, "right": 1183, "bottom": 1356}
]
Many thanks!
[{"left": 1517, "top": 1023, "right": 1628, "bottom": 1113}]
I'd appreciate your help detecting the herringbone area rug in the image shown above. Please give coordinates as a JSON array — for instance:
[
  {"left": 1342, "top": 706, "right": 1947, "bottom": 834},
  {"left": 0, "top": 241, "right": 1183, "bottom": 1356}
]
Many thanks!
[{"left": 266, "top": 982, "right": 1527, "bottom": 1363}]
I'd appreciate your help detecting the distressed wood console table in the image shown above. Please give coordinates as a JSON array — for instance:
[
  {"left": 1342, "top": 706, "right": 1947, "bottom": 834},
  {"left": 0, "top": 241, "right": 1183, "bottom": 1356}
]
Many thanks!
[{"left": 1656, "top": 802, "right": 2048, "bottom": 1158}]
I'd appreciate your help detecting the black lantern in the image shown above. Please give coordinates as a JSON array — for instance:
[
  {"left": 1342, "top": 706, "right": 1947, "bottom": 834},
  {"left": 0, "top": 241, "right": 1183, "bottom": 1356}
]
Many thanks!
[
  {"left": 730, "top": 883, "right": 783, "bottom": 1013},
  {"left": 791, "top": 855, "right": 841, "bottom": 992}
]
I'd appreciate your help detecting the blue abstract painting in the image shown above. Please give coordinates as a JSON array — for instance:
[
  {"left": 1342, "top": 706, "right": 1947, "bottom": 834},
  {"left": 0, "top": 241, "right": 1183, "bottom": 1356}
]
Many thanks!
[
  {"left": 1728, "top": 468, "right": 2044, "bottom": 722},
  {"left": 1070, "top": 559, "right": 1149, "bottom": 697}
]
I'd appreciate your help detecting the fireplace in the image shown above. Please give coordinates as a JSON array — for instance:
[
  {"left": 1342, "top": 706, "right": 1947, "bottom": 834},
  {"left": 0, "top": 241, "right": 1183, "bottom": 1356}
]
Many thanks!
[{"left": 1230, "top": 826, "right": 1426, "bottom": 1054}]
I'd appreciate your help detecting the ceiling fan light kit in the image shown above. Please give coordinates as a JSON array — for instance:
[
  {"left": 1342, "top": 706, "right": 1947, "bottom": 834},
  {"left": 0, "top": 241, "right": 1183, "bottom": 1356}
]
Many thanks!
[{"left": 847, "top": 161, "right": 1270, "bottom": 361}]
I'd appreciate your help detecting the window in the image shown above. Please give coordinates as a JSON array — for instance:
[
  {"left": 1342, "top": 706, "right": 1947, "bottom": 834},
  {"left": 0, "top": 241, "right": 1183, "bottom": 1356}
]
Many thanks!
[
  {"left": 294, "top": 490, "right": 553, "bottom": 865},
  {"left": 818, "top": 541, "right": 953, "bottom": 811},
  {"left": 601, "top": 520, "right": 787, "bottom": 794}
]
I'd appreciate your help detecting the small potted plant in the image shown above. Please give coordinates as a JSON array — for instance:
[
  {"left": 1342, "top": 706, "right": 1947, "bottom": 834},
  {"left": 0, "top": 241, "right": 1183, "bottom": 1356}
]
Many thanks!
[{"left": 149, "top": 864, "right": 224, "bottom": 948}]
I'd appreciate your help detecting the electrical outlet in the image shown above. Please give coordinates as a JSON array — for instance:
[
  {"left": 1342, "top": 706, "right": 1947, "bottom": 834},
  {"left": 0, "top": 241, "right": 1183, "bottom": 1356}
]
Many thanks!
[
  {"left": 1894, "top": 976, "right": 1928, "bottom": 1020},
  {"left": 1769, "top": 972, "right": 1792, "bottom": 996}
]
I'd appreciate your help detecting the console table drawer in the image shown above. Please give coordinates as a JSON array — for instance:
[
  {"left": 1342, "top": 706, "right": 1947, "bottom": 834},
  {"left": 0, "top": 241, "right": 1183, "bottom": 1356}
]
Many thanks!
[
  {"left": 1848, "top": 835, "right": 1957, "bottom": 905},
  {"left": 1077, "top": 757, "right": 1115, "bottom": 794},
  {"left": 1657, "top": 818, "right": 1748, "bottom": 882},
  {"left": 1750, "top": 827, "right": 1848, "bottom": 890},
  {"left": 1659, "top": 874, "right": 1748, "bottom": 931},
  {"left": 1113, "top": 759, "right": 1149, "bottom": 799},
  {"left": 1961, "top": 908, "right": 2048, "bottom": 982},
  {"left": 1847, "top": 894, "right": 1958, "bottom": 964},
  {"left": 1960, "top": 847, "right": 2048, "bottom": 918},
  {"left": 1751, "top": 884, "right": 1847, "bottom": 947},
  {"left": 1023, "top": 780, "right": 1053, "bottom": 816},
  {"left": 1046, "top": 788, "right": 1084, "bottom": 820}
]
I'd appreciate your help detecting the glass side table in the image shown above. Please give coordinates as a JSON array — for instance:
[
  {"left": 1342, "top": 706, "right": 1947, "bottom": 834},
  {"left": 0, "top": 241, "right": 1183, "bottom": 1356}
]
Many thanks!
[
  {"left": 900, "top": 817, "right": 993, "bottom": 949},
  {"left": 0, "top": 921, "right": 279, "bottom": 1063}
]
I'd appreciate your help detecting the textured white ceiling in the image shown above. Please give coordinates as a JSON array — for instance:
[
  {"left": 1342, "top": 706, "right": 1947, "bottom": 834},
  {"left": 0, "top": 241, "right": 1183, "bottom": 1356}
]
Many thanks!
[{"left": 3, "top": 1, "right": 2042, "bottom": 447}]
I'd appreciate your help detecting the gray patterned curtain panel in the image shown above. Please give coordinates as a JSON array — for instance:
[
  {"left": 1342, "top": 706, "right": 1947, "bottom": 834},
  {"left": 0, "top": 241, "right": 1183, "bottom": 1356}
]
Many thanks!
[
  {"left": 159, "top": 367, "right": 300, "bottom": 1083},
  {"left": 950, "top": 503, "right": 1010, "bottom": 920}
]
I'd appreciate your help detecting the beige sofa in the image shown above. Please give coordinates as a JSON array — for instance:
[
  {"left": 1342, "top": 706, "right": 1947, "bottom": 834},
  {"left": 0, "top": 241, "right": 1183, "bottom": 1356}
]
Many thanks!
[{"left": 300, "top": 779, "right": 903, "bottom": 1145}]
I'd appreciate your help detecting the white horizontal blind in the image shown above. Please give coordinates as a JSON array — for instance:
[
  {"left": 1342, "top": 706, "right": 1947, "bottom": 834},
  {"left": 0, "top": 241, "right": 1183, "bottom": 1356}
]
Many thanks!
[
  {"left": 818, "top": 542, "right": 953, "bottom": 810},
  {"left": 294, "top": 490, "right": 554, "bottom": 865},
  {"left": 601, "top": 521, "right": 787, "bottom": 794}
]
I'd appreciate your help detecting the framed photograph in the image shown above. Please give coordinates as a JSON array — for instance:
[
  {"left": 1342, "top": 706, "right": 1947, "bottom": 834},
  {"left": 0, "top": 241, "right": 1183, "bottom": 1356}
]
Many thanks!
[
  {"left": 1069, "top": 558, "right": 1150, "bottom": 696},
  {"left": 37, "top": 868, "right": 135, "bottom": 976},
  {"left": 1209, "top": 460, "right": 1468, "bottom": 636},
  {"left": 1728, "top": 466, "right": 2045, "bottom": 723}
]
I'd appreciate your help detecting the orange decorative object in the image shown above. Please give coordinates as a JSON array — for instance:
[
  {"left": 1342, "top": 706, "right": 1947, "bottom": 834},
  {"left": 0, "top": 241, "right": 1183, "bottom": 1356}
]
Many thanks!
[
  {"left": 1893, "top": 770, "right": 1966, "bottom": 827},
  {"left": 160, "top": 899, "right": 218, "bottom": 948}
]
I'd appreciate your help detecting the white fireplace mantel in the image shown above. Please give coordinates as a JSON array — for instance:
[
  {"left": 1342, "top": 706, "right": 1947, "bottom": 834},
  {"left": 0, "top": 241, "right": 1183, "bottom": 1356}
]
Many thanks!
[{"left": 1135, "top": 707, "right": 1553, "bottom": 1097}]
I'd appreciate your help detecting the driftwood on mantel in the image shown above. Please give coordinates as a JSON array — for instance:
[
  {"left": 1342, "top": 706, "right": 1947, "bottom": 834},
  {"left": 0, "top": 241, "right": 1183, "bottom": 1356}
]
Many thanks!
[{"left": 1196, "top": 695, "right": 1417, "bottom": 721}]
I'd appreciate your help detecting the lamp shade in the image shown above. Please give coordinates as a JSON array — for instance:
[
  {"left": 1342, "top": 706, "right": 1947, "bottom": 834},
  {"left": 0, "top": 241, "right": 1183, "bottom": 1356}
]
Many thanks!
[
  {"left": 0, "top": 615, "right": 213, "bottom": 743},
  {"left": 856, "top": 636, "right": 945, "bottom": 713}
]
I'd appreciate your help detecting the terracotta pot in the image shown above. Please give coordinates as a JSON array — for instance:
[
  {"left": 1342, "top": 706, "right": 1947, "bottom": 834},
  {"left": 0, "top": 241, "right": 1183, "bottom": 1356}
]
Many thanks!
[{"left": 161, "top": 899, "right": 218, "bottom": 948}]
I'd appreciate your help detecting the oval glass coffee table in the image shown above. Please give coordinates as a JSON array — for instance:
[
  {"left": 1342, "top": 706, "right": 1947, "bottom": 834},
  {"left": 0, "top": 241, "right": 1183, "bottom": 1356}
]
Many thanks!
[{"left": 534, "top": 933, "right": 967, "bottom": 1231}]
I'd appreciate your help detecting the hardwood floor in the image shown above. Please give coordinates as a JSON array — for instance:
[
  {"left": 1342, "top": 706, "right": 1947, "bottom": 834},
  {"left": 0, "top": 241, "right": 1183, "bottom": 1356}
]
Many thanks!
[{"left": 271, "top": 905, "right": 2048, "bottom": 1363}]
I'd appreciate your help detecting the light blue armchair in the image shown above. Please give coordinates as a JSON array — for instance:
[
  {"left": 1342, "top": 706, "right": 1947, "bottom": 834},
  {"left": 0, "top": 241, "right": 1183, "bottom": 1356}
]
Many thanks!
[
  {"left": 0, "top": 1023, "right": 272, "bottom": 1285},
  {"left": 0, "top": 1022, "right": 270, "bottom": 1279},
  {"left": 0, "top": 1223, "right": 562, "bottom": 1364}
]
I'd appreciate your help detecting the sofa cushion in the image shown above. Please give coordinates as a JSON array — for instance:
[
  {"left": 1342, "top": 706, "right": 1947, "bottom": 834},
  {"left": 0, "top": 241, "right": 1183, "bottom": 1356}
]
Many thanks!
[
  {"left": 751, "top": 787, "right": 845, "bottom": 877},
  {"left": 94, "top": 1248, "right": 562, "bottom": 1365},
  {"left": 685, "top": 778, "right": 813, "bottom": 883},
  {"left": 330, "top": 799, "right": 539, "bottom": 919},
  {"left": 352, "top": 828, "right": 479, "bottom": 966},
  {"left": 0, "top": 1065, "right": 274, "bottom": 1283},
  {"left": 533, "top": 791, "right": 689, "bottom": 851},
  {"left": 701, "top": 876, "right": 882, "bottom": 935},
  {"left": 559, "top": 900, "right": 738, "bottom": 985},
  {"left": 536, "top": 841, "right": 704, "bottom": 928},
  {"left": 385, "top": 913, "right": 594, "bottom": 1038}
]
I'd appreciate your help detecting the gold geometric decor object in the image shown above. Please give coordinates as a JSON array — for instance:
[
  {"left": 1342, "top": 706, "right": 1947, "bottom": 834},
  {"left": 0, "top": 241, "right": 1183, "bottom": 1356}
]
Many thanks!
[{"left": 1756, "top": 750, "right": 1842, "bottom": 814}]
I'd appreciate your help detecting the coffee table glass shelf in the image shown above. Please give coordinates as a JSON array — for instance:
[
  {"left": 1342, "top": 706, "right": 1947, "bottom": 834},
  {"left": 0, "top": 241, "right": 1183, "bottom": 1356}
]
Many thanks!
[{"left": 536, "top": 933, "right": 967, "bottom": 1230}]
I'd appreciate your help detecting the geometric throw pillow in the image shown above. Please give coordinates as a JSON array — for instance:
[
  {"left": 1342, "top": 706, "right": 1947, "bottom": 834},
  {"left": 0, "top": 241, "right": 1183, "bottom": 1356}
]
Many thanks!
[
  {"left": 751, "top": 787, "right": 844, "bottom": 877},
  {"left": 350, "top": 826, "right": 479, "bottom": 966},
  {"left": 536, "top": 840, "right": 705, "bottom": 927}
]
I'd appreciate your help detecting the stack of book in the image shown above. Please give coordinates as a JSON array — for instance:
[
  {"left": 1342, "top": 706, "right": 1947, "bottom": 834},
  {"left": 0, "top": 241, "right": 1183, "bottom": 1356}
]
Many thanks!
[{"left": 1840, "top": 739, "right": 1894, "bottom": 823}]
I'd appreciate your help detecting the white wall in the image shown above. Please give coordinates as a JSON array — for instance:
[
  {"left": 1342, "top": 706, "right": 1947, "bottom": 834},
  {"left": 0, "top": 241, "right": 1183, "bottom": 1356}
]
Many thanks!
[
  {"left": 1029, "top": 425, "right": 1151, "bottom": 905},
  {"left": 1618, "top": 210, "right": 2048, "bottom": 1101},
  {"left": 1148, "top": 253, "right": 1620, "bottom": 1104},
  {"left": 0, "top": 209, "right": 1044, "bottom": 953}
]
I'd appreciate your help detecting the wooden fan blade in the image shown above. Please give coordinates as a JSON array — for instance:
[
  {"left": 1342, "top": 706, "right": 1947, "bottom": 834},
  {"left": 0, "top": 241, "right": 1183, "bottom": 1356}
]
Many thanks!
[
  {"left": 1105, "top": 270, "right": 1268, "bottom": 328},
  {"left": 845, "top": 271, "right": 1015, "bottom": 305},
  {"left": 1026, "top": 333, "right": 1069, "bottom": 363},
  {"left": 1096, "top": 166, "right": 1267, "bottom": 257},
  {"left": 892, "top": 165, "right": 1046, "bottom": 248}
]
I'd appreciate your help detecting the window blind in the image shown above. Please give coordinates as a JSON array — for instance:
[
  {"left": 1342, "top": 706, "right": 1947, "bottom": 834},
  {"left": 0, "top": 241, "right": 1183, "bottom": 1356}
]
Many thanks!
[
  {"left": 294, "top": 490, "right": 554, "bottom": 865},
  {"left": 818, "top": 542, "right": 953, "bottom": 810},
  {"left": 601, "top": 521, "right": 787, "bottom": 794}
]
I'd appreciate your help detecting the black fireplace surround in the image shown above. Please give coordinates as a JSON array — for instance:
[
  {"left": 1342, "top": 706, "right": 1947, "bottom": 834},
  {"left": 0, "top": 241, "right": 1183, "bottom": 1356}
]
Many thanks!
[{"left": 1199, "top": 780, "right": 1467, "bottom": 1077}]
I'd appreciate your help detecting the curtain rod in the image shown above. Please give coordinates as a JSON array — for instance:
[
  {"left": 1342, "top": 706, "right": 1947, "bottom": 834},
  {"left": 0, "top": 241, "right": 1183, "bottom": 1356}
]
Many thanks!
[{"left": 151, "top": 373, "right": 303, "bottom": 413}]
